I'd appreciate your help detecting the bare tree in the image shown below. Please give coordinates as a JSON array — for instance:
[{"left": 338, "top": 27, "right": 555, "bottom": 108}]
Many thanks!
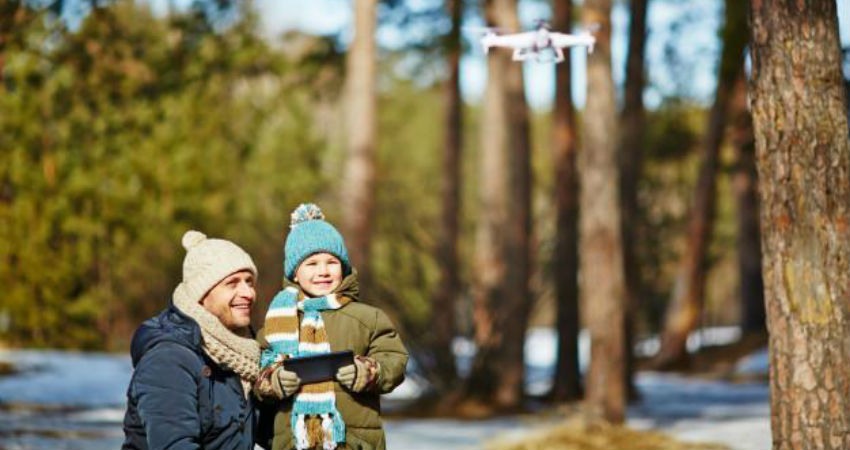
[
  {"left": 728, "top": 71, "right": 765, "bottom": 336},
  {"left": 580, "top": 0, "right": 626, "bottom": 423},
  {"left": 431, "top": 0, "right": 462, "bottom": 390},
  {"left": 341, "top": 0, "right": 378, "bottom": 283},
  {"left": 550, "top": 0, "right": 582, "bottom": 402},
  {"left": 619, "top": 0, "right": 649, "bottom": 399},
  {"left": 653, "top": 0, "right": 747, "bottom": 369},
  {"left": 468, "top": 0, "right": 532, "bottom": 410},
  {"left": 749, "top": 1, "right": 850, "bottom": 448}
]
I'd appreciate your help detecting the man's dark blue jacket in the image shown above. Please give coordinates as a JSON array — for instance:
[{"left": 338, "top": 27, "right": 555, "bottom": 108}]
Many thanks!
[{"left": 121, "top": 305, "right": 259, "bottom": 450}]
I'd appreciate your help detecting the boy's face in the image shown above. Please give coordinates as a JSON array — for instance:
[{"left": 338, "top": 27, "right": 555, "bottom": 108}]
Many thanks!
[
  {"left": 294, "top": 252, "right": 343, "bottom": 297},
  {"left": 199, "top": 270, "right": 256, "bottom": 332}
]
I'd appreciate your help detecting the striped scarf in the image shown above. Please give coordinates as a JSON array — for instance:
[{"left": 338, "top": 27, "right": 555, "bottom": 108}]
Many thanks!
[{"left": 261, "top": 285, "right": 351, "bottom": 450}]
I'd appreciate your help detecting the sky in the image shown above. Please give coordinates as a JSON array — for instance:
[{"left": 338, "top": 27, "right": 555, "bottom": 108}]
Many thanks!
[
  {"left": 246, "top": 0, "right": 850, "bottom": 111},
  {"left": 139, "top": 0, "right": 849, "bottom": 111}
]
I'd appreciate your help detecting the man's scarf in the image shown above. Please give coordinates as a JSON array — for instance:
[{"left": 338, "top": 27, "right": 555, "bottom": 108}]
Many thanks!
[
  {"left": 173, "top": 293, "right": 260, "bottom": 387},
  {"left": 261, "top": 286, "right": 351, "bottom": 450}
]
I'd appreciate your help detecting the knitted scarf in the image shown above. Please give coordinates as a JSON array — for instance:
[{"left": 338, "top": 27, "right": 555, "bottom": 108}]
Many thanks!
[
  {"left": 261, "top": 285, "right": 352, "bottom": 450},
  {"left": 173, "top": 294, "right": 260, "bottom": 387}
]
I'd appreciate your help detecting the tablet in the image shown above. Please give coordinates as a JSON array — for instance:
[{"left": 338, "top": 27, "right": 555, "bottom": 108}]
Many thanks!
[{"left": 285, "top": 350, "right": 355, "bottom": 384}]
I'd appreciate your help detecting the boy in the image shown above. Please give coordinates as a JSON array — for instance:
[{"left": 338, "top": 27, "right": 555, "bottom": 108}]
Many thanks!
[{"left": 254, "top": 204, "right": 408, "bottom": 450}]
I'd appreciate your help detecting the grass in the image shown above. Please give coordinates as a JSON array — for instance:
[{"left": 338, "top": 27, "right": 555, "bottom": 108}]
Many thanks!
[{"left": 487, "top": 420, "right": 730, "bottom": 450}]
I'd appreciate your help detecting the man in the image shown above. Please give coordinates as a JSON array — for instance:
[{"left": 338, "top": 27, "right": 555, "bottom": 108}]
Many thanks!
[{"left": 122, "top": 230, "right": 262, "bottom": 450}]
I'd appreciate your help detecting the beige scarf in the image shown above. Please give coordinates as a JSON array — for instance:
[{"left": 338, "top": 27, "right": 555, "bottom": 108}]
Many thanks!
[{"left": 173, "top": 294, "right": 260, "bottom": 388}]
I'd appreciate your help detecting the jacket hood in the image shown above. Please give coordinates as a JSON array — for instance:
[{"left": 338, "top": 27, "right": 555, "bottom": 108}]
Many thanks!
[
  {"left": 334, "top": 270, "right": 360, "bottom": 301},
  {"left": 130, "top": 304, "right": 202, "bottom": 367}
]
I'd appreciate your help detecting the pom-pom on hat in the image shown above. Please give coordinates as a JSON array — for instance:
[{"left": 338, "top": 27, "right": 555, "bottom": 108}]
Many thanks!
[
  {"left": 284, "top": 203, "right": 351, "bottom": 279},
  {"left": 173, "top": 230, "right": 258, "bottom": 305}
]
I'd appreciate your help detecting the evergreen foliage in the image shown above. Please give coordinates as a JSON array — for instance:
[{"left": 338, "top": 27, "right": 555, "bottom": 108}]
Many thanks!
[
  {"left": 1, "top": 1, "right": 337, "bottom": 349},
  {"left": 0, "top": 0, "right": 730, "bottom": 354}
]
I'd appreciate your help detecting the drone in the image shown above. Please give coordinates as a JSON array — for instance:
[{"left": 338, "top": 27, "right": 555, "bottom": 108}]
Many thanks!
[{"left": 475, "top": 20, "right": 597, "bottom": 64}]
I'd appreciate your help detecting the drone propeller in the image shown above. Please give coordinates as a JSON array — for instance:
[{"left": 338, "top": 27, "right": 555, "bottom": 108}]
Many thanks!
[
  {"left": 533, "top": 18, "right": 551, "bottom": 29},
  {"left": 463, "top": 25, "right": 510, "bottom": 35}
]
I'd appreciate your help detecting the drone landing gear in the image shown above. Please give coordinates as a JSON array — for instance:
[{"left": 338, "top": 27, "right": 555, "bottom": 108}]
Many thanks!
[
  {"left": 511, "top": 48, "right": 565, "bottom": 64},
  {"left": 512, "top": 49, "right": 532, "bottom": 61},
  {"left": 551, "top": 48, "right": 565, "bottom": 64}
]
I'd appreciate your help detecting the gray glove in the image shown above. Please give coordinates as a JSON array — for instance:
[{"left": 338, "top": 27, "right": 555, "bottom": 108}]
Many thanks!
[
  {"left": 277, "top": 368, "right": 301, "bottom": 397},
  {"left": 335, "top": 356, "right": 379, "bottom": 392}
]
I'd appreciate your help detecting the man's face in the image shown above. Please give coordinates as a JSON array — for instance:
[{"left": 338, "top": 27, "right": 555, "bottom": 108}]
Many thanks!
[
  {"left": 294, "top": 252, "right": 343, "bottom": 297},
  {"left": 199, "top": 270, "right": 256, "bottom": 332}
]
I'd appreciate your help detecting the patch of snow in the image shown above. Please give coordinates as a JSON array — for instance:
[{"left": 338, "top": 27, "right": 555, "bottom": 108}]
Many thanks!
[
  {"left": 385, "top": 417, "right": 554, "bottom": 450},
  {"left": 635, "top": 326, "right": 745, "bottom": 358},
  {"left": 630, "top": 372, "right": 770, "bottom": 449},
  {"left": 525, "top": 327, "right": 557, "bottom": 367},
  {"left": 686, "top": 326, "right": 742, "bottom": 353},
  {"left": 0, "top": 342, "right": 773, "bottom": 450},
  {"left": 734, "top": 346, "right": 769, "bottom": 377},
  {"left": 0, "top": 350, "right": 131, "bottom": 407}
]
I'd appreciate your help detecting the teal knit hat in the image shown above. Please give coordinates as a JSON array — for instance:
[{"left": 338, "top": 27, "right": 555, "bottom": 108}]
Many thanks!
[{"left": 284, "top": 203, "right": 351, "bottom": 279}]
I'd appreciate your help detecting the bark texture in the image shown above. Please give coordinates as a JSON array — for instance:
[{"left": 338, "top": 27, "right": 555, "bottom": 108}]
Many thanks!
[
  {"left": 468, "top": 0, "right": 532, "bottom": 410},
  {"left": 654, "top": 0, "right": 747, "bottom": 369},
  {"left": 619, "top": 0, "right": 648, "bottom": 399},
  {"left": 729, "top": 71, "right": 765, "bottom": 335},
  {"left": 580, "top": 0, "right": 627, "bottom": 424},
  {"left": 431, "top": 0, "right": 462, "bottom": 388},
  {"left": 749, "top": 1, "right": 850, "bottom": 449},
  {"left": 550, "top": 0, "right": 582, "bottom": 402},
  {"left": 341, "top": 0, "right": 378, "bottom": 282}
]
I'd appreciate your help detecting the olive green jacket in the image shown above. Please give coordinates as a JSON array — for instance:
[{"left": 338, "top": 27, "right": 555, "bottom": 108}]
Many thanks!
[{"left": 256, "top": 274, "right": 408, "bottom": 450}]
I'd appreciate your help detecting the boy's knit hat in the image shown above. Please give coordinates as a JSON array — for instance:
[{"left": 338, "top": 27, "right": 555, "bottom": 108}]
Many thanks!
[
  {"left": 173, "top": 230, "right": 258, "bottom": 305},
  {"left": 284, "top": 203, "right": 351, "bottom": 279}
]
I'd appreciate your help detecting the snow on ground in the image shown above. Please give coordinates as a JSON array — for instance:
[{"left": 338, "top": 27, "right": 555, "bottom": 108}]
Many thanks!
[
  {"left": 0, "top": 350, "right": 131, "bottom": 407},
  {"left": 0, "top": 330, "right": 771, "bottom": 450},
  {"left": 629, "top": 372, "right": 769, "bottom": 450}
]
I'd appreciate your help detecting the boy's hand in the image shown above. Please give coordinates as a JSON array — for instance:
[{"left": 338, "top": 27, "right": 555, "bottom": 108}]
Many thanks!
[
  {"left": 335, "top": 356, "right": 379, "bottom": 392},
  {"left": 277, "top": 368, "right": 301, "bottom": 397}
]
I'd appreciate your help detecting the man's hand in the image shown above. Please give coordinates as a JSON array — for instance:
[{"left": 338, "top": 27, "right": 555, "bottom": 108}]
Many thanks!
[
  {"left": 335, "top": 356, "right": 379, "bottom": 392},
  {"left": 277, "top": 368, "right": 301, "bottom": 397}
]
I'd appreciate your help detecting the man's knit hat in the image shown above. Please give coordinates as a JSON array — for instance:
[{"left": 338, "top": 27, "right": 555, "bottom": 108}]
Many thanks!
[
  {"left": 173, "top": 230, "right": 258, "bottom": 305},
  {"left": 284, "top": 203, "right": 351, "bottom": 279}
]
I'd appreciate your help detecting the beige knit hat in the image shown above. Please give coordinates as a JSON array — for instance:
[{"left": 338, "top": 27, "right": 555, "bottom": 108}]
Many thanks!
[{"left": 172, "top": 230, "right": 258, "bottom": 305}]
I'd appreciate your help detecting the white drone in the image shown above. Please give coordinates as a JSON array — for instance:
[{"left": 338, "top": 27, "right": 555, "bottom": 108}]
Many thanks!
[{"left": 476, "top": 20, "right": 597, "bottom": 63}]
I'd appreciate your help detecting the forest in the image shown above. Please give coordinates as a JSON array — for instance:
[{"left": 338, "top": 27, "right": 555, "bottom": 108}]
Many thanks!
[{"left": 2, "top": 0, "right": 850, "bottom": 448}]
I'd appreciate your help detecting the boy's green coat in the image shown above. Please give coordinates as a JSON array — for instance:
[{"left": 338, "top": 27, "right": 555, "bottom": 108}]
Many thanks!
[{"left": 257, "top": 274, "right": 408, "bottom": 450}]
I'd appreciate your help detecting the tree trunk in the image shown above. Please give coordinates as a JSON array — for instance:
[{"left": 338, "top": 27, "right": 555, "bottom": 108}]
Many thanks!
[
  {"left": 618, "top": 0, "right": 648, "bottom": 400},
  {"left": 749, "top": 1, "right": 850, "bottom": 448},
  {"left": 341, "top": 0, "right": 377, "bottom": 286},
  {"left": 467, "top": 0, "right": 531, "bottom": 411},
  {"left": 580, "top": 0, "right": 626, "bottom": 424},
  {"left": 499, "top": 0, "right": 532, "bottom": 410},
  {"left": 469, "top": 37, "right": 508, "bottom": 406},
  {"left": 550, "top": 0, "right": 582, "bottom": 403},
  {"left": 653, "top": 0, "right": 747, "bottom": 369},
  {"left": 729, "top": 70, "right": 765, "bottom": 336},
  {"left": 431, "top": 0, "right": 462, "bottom": 389}
]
